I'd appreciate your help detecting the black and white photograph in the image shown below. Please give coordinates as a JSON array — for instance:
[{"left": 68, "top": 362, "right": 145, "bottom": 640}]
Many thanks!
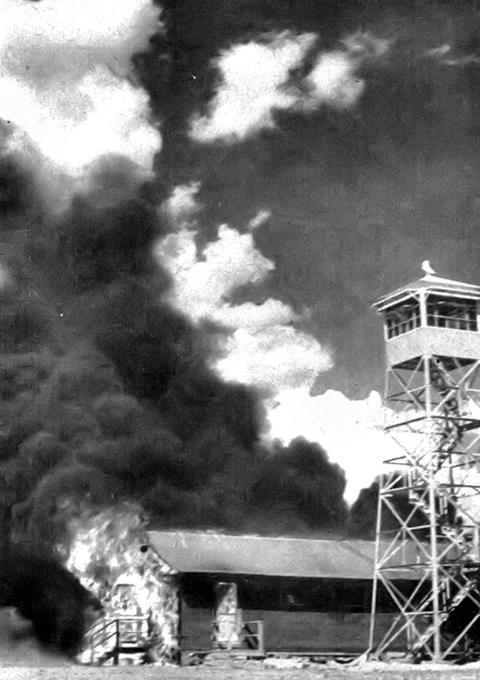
[{"left": 2, "top": 1, "right": 480, "bottom": 678}]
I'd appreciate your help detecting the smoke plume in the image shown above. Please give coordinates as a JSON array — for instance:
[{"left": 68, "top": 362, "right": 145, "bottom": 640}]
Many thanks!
[{"left": 0, "top": 1, "right": 353, "bottom": 586}]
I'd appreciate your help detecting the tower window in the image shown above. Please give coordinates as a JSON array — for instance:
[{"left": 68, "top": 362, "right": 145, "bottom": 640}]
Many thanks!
[
  {"left": 426, "top": 295, "right": 477, "bottom": 332},
  {"left": 385, "top": 300, "right": 421, "bottom": 338}
]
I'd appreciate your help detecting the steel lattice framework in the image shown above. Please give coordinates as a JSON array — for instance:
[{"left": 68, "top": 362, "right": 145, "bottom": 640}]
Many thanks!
[{"left": 370, "top": 273, "right": 480, "bottom": 662}]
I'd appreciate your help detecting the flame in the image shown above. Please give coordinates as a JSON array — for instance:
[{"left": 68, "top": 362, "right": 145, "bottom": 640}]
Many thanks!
[
  {"left": 62, "top": 502, "right": 146, "bottom": 594},
  {"left": 60, "top": 502, "right": 179, "bottom": 664}
]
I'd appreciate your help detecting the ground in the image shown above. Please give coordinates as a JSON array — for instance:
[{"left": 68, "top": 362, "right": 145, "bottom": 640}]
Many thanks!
[
  {"left": 2, "top": 610, "right": 480, "bottom": 680},
  {"left": 3, "top": 666, "right": 480, "bottom": 680}
]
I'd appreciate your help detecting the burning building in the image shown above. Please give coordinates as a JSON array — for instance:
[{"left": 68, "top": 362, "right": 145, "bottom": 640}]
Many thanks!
[{"left": 74, "top": 524, "right": 419, "bottom": 666}]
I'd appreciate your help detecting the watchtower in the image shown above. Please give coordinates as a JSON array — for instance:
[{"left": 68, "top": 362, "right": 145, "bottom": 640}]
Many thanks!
[{"left": 369, "top": 265, "right": 480, "bottom": 661}]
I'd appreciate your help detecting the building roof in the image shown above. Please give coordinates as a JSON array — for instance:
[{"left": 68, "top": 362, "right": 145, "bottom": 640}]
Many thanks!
[
  {"left": 147, "top": 531, "right": 418, "bottom": 581},
  {"left": 373, "top": 273, "right": 480, "bottom": 312}
]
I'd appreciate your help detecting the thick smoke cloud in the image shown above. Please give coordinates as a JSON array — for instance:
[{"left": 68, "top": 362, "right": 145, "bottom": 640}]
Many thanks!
[
  {"left": 347, "top": 476, "right": 430, "bottom": 539},
  {"left": 251, "top": 437, "right": 347, "bottom": 533},
  {"left": 0, "top": 156, "right": 347, "bottom": 558}
]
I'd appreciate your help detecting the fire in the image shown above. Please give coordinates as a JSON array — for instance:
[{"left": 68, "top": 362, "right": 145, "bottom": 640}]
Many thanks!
[{"left": 60, "top": 503, "right": 179, "bottom": 665}]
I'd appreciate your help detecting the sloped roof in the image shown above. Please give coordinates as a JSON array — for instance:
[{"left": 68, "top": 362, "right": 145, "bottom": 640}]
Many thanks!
[
  {"left": 147, "top": 531, "right": 417, "bottom": 580},
  {"left": 373, "top": 273, "right": 480, "bottom": 312}
]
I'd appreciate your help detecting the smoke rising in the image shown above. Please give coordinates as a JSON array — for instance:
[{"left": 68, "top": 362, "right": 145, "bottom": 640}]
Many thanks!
[{"left": 0, "top": 160, "right": 349, "bottom": 557}]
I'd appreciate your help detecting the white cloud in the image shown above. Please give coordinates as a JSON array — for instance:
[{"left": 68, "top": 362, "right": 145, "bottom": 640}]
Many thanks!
[
  {"left": 248, "top": 209, "right": 272, "bottom": 231},
  {"left": 304, "top": 52, "right": 365, "bottom": 108},
  {"left": 189, "top": 30, "right": 390, "bottom": 143},
  {"left": 158, "top": 223, "right": 279, "bottom": 319},
  {"left": 0, "top": 0, "right": 161, "bottom": 181},
  {"left": 190, "top": 31, "right": 317, "bottom": 143},
  {"left": 156, "top": 195, "right": 332, "bottom": 396},
  {"left": 0, "top": 0, "right": 160, "bottom": 81},
  {"left": 217, "top": 327, "right": 331, "bottom": 393},
  {"left": 162, "top": 182, "right": 203, "bottom": 228}
]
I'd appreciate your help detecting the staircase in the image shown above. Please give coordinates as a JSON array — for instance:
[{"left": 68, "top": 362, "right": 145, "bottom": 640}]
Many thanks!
[
  {"left": 411, "top": 579, "right": 478, "bottom": 656},
  {"left": 81, "top": 615, "right": 149, "bottom": 665}
]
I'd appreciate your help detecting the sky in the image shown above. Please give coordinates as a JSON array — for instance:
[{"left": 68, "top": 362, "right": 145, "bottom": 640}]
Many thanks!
[
  {"left": 149, "top": 0, "right": 480, "bottom": 498},
  {"left": 3, "top": 0, "right": 480, "bottom": 510}
]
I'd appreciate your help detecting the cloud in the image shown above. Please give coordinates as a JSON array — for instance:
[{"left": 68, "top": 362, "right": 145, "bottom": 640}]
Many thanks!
[
  {"left": 303, "top": 32, "right": 389, "bottom": 110},
  {"left": 423, "top": 43, "right": 480, "bottom": 67},
  {"left": 216, "top": 327, "right": 331, "bottom": 393},
  {"left": 156, "top": 188, "right": 331, "bottom": 395},
  {"left": 162, "top": 181, "right": 203, "bottom": 227},
  {"left": 189, "top": 30, "right": 390, "bottom": 143},
  {"left": 0, "top": 0, "right": 161, "bottom": 181},
  {"left": 304, "top": 52, "right": 365, "bottom": 108},
  {"left": 189, "top": 31, "right": 317, "bottom": 143},
  {"left": 158, "top": 221, "right": 280, "bottom": 319}
]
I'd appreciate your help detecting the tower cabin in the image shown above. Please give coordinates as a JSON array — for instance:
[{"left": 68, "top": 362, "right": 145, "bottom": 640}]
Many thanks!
[{"left": 372, "top": 269, "right": 480, "bottom": 371}]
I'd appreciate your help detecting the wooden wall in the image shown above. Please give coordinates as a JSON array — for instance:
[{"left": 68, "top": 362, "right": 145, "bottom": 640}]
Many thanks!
[
  {"left": 180, "top": 603, "right": 405, "bottom": 653},
  {"left": 178, "top": 573, "right": 409, "bottom": 653}
]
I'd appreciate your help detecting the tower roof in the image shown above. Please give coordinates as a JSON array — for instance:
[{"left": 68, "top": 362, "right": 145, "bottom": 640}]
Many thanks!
[{"left": 373, "top": 272, "right": 480, "bottom": 312}]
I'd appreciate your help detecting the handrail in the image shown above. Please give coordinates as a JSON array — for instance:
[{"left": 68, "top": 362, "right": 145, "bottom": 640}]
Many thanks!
[
  {"left": 85, "top": 617, "right": 118, "bottom": 645},
  {"left": 83, "top": 618, "right": 119, "bottom": 665},
  {"left": 83, "top": 615, "right": 150, "bottom": 665}
]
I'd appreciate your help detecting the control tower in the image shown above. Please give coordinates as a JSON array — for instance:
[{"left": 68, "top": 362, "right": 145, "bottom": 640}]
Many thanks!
[{"left": 369, "top": 264, "right": 480, "bottom": 661}]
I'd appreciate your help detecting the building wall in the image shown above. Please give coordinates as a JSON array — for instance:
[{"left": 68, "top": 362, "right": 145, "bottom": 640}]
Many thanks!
[
  {"left": 180, "top": 603, "right": 405, "bottom": 653},
  {"left": 178, "top": 573, "right": 409, "bottom": 653}
]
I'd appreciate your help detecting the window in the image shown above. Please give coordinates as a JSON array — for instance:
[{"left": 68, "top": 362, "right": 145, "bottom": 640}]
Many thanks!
[
  {"left": 426, "top": 295, "right": 477, "bottom": 332},
  {"left": 385, "top": 300, "right": 421, "bottom": 339}
]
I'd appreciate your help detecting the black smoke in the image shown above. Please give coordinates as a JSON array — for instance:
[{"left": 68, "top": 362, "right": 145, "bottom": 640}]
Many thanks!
[
  {"left": 0, "top": 546, "right": 102, "bottom": 657},
  {"left": 251, "top": 437, "right": 348, "bottom": 533},
  {"left": 0, "top": 3, "right": 395, "bottom": 653},
  {"left": 0, "top": 149, "right": 349, "bottom": 561},
  {"left": 346, "top": 475, "right": 429, "bottom": 539}
]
